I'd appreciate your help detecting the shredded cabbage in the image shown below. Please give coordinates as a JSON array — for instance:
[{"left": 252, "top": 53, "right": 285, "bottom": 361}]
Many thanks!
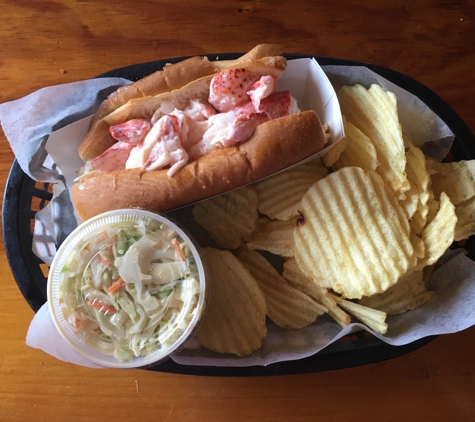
[{"left": 59, "top": 220, "right": 201, "bottom": 361}]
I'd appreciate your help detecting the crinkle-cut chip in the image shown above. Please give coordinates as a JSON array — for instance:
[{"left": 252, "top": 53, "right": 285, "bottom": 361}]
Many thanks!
[
  {"left": 196, "top": 248, "right": 267, "bottom": 357},
  {"left": 237, "top": 247, "right": 326, "bottom": 329},
  {"left": 401, "top": 179, "right": 420, "bottom": 222},
  {"left": 338, "top": 84, "right": 410, "bottom": 199},
  {"left": 294, "top": 166, "right": 415, "bottom": 299},
  {"left": 282, "top": 258, "right": 351, "bottom": 328},
  {"left": 330, "top": 116, "right": 379, "bottom": 172},
  {"left": 329, "top": 293, "right": 388, "bottom": 335},
  {"left": 454, "top": 196, "right": 475, "bottom": 241},
  {"left": 411, "top": 200, "right": 430, "bottom": 236},
  {"left": 425, "top": 186, "right": 440, "bottom": 226},
  {"left": 399, "top": 134, "right": 431, "bottom": 234},
  {"left": 416, "top": 191, "right": 457, "bottom": 269},
  {"left": 249, "top": 216, "right": 272, "bottom": 239},
  {"left": 322, "top": 134, "right": 348, "bottom": 168},
  {"left": 247, "top": 217, "right": 297, "bottom": 257},
  {"left": 367, "top": 170, "right": 410, "bottom": 237},
  {"left": 428, "top": 159, "right": 475, "bottom": 206},
  {"left": 255, "top": 159, "right": 328, "bottom": 220},
  {"left": 297, "top": 262, "right": 332, "bottom": 290},
  {"left": 192, "top": 185, "right": 258, "bottom": 249},
  {"left": 410, "top": 233, "right": 426, "bottom": 267},
  {"left": 281, "top": 258, "right": 331, "bottom": 303},
  {"left": 281, "top": 250, "right": 332, "bottom": 289},
  {"left": 358, "top": 269, "right": 434, "bottom": 316}
]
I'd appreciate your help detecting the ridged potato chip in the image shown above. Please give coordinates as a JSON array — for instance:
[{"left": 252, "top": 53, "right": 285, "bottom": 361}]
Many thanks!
[
  {"left": 196, "top": 248, "right": 267, "bottom": 357},
  {"left": 282, "top": 258, "right": 351, "bottom": 328},
  {"left": 283, "top": 252, "right": 332, "bottom": 288},
  {"left": 294, "top": 166, "right": 415, "bottom": 299},
  {"left": 322, "top": 135, "right": 347, "bottom": 168},
  {"left": 247, "top": 217, "right": 297, "bottom": 258},
  {"left": 237, "top": 247, "right": 326, "bottom": 329},
  {"left": 425, "top": 186, "right": 440, "bottom": 226},
  {"left": 190, "top": 80, "right": 475, "bottom": 354},
  {"left": 367, "top": 170, "right": 411, "bottom": 237},
  {"left": 328, "top": 116, "right": 380, "bottom": 172},
  {"left": 415, "top": 191, "right": 457, "bottom": 269},
  {"left": 338, "top": 84, "right": 410, "bottom": 199},
  {"left": 359, "top": 269, "right": 434, "bottom": 315},
  {"left": 399, "top": 134, "right": 431, "bottom": 234},
  {"left": 255, "top": 159, "right": 328, "bottom": 221},
  {"left": 192, "top": 185, "right": 258, "bottom": 249},
  {"left": 429, "top": 159, "right": 475, "bottom": 206},
  {"left": 410, "top": 233, "right": 426, "bottom": 265},
  {"left": 329, "top": 294, "right": 388, "bottom": 335}
]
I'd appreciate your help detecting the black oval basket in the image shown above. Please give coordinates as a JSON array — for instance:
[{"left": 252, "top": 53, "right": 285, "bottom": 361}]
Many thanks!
[{"left": 3, "top": 54, "right": 475, "bottom": 376}]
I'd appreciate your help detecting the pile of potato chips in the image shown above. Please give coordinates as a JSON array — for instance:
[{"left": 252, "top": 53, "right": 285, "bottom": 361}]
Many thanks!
[{"left": 192, "top": 83, "right": 475, "bottom": 357}]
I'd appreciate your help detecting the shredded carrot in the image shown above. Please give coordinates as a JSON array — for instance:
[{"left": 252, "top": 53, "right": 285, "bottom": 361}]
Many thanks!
[
  {"left": 172, "top": 238, "right": 186, "bottom": 261},
  {"left": 98, "top": 255, "right": 110, "bottom": 267},
  {"left": 72, "top": 318, "right": 81, "bottom": 329},
  {"left": 108, "top": 277, "right": 125, "bottom": 293},
  {"left": 88, "top": 298, "right": 117, "bottom": 314}
]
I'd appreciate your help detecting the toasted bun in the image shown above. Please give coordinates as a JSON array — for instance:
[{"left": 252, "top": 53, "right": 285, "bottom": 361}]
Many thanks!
[
  {"left": 91, "top": 56, "right": 213, "bottom": 125},
  {"left": 80, "top": 44, "right": 283, "bottom": 161},
  {"left": 72, "top": 110, "right": 326, "bottom": 221}
]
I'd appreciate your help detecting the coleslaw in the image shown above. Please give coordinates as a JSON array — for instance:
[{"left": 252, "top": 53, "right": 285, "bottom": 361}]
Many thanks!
[{"left": 55, "top": 214, "right": 203, "bottom": 363}]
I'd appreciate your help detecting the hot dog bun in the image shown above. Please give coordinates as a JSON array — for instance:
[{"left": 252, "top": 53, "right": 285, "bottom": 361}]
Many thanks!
[
  {"left": 80, "top": 44, "right": 284, "bottom": 161},
  {"left": 73, "top": 46, "right": 328, "bottom": 221},
  {"left": 72, "top": 110, "right": 326, "bottom": 221}
]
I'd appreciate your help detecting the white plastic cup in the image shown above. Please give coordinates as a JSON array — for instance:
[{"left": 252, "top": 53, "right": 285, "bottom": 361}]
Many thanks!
[{"left": 47, "top": 209, "right": 208, "bottom": 369}]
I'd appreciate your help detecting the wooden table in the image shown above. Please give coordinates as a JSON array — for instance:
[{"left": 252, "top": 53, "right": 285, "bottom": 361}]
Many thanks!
[{"left": 1, "top": 1, "right": 475, "bottom": 420}]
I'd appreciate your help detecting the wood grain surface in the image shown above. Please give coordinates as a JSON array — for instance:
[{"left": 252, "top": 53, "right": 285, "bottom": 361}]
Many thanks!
[{"left": 1, "top": 1, "right": 475, "bottom": 421}]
